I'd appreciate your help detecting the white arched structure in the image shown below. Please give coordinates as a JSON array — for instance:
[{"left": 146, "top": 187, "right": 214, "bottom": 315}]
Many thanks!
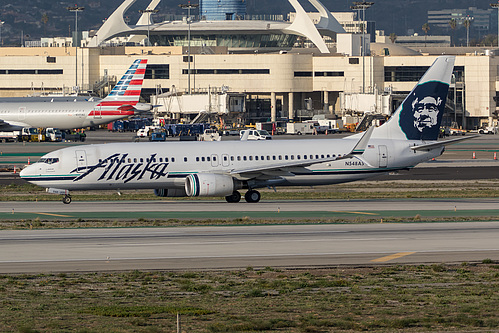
[{"left": 88, "top": 0, "right": 345, "bottom": 53}]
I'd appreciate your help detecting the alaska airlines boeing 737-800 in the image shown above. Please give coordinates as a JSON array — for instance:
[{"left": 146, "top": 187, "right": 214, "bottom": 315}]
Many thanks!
[
  {"left": 21, "top": 56, "right": 472, "bottom": 204},
  {"left": 0, "top": 59, "right": 149, "bottom": 131}
]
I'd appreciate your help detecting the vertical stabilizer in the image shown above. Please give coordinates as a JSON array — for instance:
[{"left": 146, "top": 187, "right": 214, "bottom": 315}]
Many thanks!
[
  {"left": 373, "top": 56, "right": 455, "bottom": 141},
  {"left": 93, "top": 59, "right": 147, "bottom": 116}
]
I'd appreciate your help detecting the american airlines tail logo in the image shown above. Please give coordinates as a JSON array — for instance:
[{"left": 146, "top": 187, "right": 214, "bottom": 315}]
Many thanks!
[
  {"left": 91, "top": 59, "right": 148, "bottom": 116},
  {"left": 71, "top": 153, "right": 169, "bottom": 183}
]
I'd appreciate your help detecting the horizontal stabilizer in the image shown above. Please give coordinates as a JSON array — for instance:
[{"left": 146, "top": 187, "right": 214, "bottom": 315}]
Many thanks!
[{"left": 410, "top": 134, "right": 479, "bottom": 151}]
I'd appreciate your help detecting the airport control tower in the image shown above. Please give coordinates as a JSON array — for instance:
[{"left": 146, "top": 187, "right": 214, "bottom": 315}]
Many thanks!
[{"left": 199, "top": 0, "right": 247, "bottom": 20}]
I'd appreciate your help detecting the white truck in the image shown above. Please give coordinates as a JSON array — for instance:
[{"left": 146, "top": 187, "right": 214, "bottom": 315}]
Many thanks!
[
  {"left": 286, "top": 122, "right": 315, "bottom": 135},
  {"left": 0, "top": 127, "right": 47, "bottom": 142},
  {"left": 239, "top": 129, "right": 272, "bottom": 140},
  {"left": 199, "top": 128, "right": 221, "bottom": 141},
  {"left": 0, "top": 130, "right": 20, "bottom": 143},
  {"left": 44, "top": 128, "right": 63, "bottom": 142}
]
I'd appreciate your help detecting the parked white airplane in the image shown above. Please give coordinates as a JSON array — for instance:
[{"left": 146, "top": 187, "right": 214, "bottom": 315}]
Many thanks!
[
  {"left": 0, "top": 59, "right": 150, "bottom": 131},
  {"left": 21, "top": 56, "right": 471, "bottom": 204}
]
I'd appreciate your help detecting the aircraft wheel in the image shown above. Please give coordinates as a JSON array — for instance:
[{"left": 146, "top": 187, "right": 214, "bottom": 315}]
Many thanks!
[
  {"left": 225, "top": 191, "right": 241, "bottom": 203},
  {"left": 62, "top": 195, "right": 72, "bottom": 204},
  {"left": 244, "top": 190, "right": 261, "bottom": 203}
]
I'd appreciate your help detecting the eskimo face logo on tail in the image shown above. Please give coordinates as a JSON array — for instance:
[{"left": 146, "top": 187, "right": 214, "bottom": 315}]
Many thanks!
[
  {"left": 399, "top": 81, "right": 449, "bottom": 141},
  {"left": 412, "top": 96, "right": 441, "bottom": 132}
]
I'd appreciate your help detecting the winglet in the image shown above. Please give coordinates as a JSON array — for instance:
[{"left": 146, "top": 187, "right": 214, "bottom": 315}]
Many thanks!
[
  {"left": 240, "top": 130, "right": 250, "bottom": 141},
  {"left": 349, "top": 125, "right": 374, "bottom": 156}
]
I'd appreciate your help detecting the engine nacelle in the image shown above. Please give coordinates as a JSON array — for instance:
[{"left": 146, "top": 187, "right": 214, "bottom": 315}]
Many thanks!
[
  {"left": 154, "top": 188, "right": 187, "bottom": 197},
  {"left": 185, "top": 173, "right": 235, "bottom": 197},
  {"left": 134, "top": 103, "right": 154, "bottom": 112}
]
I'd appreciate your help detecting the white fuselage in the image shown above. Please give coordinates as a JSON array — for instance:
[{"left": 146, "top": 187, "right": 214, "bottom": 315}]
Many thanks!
[
  {"left": 20, "top": 137, "right": 444, "bottom": 191},
  {"left": 0, "top": 97, "right": 130, "bottom": 130}
]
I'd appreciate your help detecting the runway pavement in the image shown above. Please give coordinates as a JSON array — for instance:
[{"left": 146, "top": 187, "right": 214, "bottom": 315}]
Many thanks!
[
  {"left": 0, "top": 132, "right": 498, "bottom": 273},
  {"left": 2, "top": 198, "right": 499, "bottom": 220},
  {"left": 0, "top": 222, "right": 498, "bottom": 273}
]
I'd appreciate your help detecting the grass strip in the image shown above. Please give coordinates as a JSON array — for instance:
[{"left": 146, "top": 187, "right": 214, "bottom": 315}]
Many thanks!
[{"left": 0, "top": 263, "right": 498, "bottom": 332}]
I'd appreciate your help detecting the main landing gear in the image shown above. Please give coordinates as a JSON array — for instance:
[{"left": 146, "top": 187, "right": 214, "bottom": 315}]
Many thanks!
[
  {"left": 62, "top": 194, "right": 72, "bottom": 204},
  {"left": 225, "top": 190, "right": 261, "bottom": 203}
]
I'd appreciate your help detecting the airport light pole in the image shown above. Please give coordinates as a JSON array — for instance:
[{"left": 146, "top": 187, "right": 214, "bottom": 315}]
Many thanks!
[
  {"left": 67, "top": 5, "right": 85, "bottom": 91},
  {"left": 0, "top": 21, "right": 4, "bottom": 46},
  {"left": 490, "top": 2, "right": 499, "bottom": 47},
  {"left": 179, "top": 1, "right": 199, "bottom": 94},
  {"left": 351, "top": 2, "right": 374, "bottom": 94},
  {"left": 139, "top": 9, "right": 158, "bottom": 46}
]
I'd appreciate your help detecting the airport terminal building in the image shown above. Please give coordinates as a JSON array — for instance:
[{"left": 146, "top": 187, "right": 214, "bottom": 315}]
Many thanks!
[{"left": 0, "top": 0, "right": 498, "bottom": 130}]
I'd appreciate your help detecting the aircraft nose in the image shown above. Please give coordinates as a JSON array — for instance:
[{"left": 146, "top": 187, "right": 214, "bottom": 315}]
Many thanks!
[{"left": 19, "top": 164, "right": 35, "bottom": 178}]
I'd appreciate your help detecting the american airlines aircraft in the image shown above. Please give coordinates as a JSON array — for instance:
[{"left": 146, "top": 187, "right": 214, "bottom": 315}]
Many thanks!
[
  {"left": 0, "top": 59, "right": 150, "bottom": 131},
  {"left": 21, "top": 56, "right": 469, "bottom": 204}
]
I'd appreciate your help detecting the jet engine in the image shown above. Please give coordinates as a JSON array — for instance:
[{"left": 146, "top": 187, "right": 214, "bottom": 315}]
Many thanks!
[
  {"left": 154, "top": 188, "right": 187, "bottom": 197},
  {"left": 185, "top": 174, "right": 236, "bottom": 197},
  {"left": 134, "top": 103, "right": 155, "bottom": 112}
]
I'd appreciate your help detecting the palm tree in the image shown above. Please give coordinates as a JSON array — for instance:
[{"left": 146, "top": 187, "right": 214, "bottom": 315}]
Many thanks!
[
  {"left": 41, "top": 13, "right": 49, "bottom": 36},
  {"left": 463, "top": 17, "right": 473, "bottom": 47},
  {"left": 422, "top": 23, "right": 430, "bottom": 47},
  {"left": 389, "top": 33, "right": 397, "bottom": 44},
  {"left": 448, "top": 19, "right": 457, "bottom": 46}
]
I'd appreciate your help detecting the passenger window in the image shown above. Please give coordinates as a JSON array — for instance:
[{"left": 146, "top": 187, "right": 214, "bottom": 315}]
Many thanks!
[
  {"left": 297, "top": 155, "right": 301, "bottom": 160},
  {"left": 326, "top": 154, "right": 330, "bottom": 158},
  {"left": 159, "top": 158, "right": 163, "bottom": 162},
  {"left": 207, "top": 157, "right": 211, "bottom": 162},
  {"left": 237, "top": 156, "right": 241, "bottom": 161},
  {"left": 224, "top": 156, "right": 228, "bottom": 161},
  {"left": 231, "top": 156, "right": 234, "bottom": 161},
  {"left": 184, "top": 157, "right": 188, "bottom": 162},
  {"left": 201, "top": 157, "right": 205, "bottom": 162},
  {"left": 166, "top": 157, "right": 169, "bottom": 162},
  {"left": 172, "top": 157, "right": 175, "bottom": 162},
  {"left": 303, "top": 155, "right": 307, "bottom": 160},
  {"left": 273, "top": 156, "right": 276, "bottom": 160},
  {"left": 285, "top": 155, "right": 288, "bottom": 160},
  {"left": 279, "top": 155, "right": 282, "bottom": 160},
  {"left": 315, "top": 155, "right": 319, "bottom": 159},
  {"left": 134, "top": 158, "right": 137, "bottom": 163},
  {"left": 196, "top": 157, "right": 200, "bottom": 162},
  {"left": 321, "top": 154, "right": 325, "bottom": 158},
  {"left": 243, "top": 156, "right": 247, "bottom": 161},
  {"left": 213, "top": 156, "right": 216, "bottom": 161},
  {"left": 291, "top": 155, "right": 294, "bottom": 160},
  {"left": 267, "top": 156, "right": 270, "bottom": 160},
  {"left": 249, "top": 156, "right": 253, "bottom": 161},
  {"left": 140, "top": 158, "right": 144, "bottom": 163},
  {"left": 255, "top": 156, "right": 259, "bottom": 161}
]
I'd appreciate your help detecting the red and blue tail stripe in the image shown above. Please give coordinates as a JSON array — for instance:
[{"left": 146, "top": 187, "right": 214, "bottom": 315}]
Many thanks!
[{"left": 90, "top": 59, "right": 147, "bottom": 117}]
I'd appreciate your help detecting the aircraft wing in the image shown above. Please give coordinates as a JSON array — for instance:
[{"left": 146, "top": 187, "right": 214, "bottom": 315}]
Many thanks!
[
  {"left": 230, "top": 126, "right": 374, "bottom": 179},
  {"left": 410, "top": 134, "right": 479, "bottom": 151},
  {"left": 0, "top": 119, "right": 30, "bottom": 131}
]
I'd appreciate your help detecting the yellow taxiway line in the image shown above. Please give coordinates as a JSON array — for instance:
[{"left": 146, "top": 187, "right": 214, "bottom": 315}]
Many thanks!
[
  {"left": 371, "top": 252, "right": 416, "bottom": 262},
  {"left": 34, "top": 212, "right": 73, "bottom": 218}
]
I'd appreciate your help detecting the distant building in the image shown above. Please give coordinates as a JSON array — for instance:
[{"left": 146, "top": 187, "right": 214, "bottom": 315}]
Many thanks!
[
  {"left": 199, "top": 0, "right": 247, "bottom": 21},
  {"left": 428, "top": 7, "right": 496, "bottom": 33},
  {"left": 376, "top": 34, "right": 451, "bottom": 48}
]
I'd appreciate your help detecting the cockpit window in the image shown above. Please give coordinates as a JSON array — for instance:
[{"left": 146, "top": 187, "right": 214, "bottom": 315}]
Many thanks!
[{"left": 38, "top": 157, "right": 59, "bottom": 164}]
